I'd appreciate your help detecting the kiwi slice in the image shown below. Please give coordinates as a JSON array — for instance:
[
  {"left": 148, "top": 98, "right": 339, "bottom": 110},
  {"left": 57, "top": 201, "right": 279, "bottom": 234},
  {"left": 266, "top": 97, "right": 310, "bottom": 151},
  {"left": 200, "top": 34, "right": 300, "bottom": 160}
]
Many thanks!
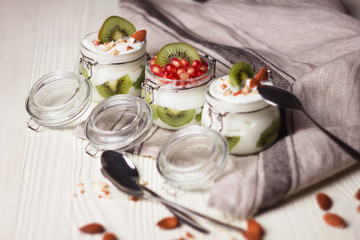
[
  {"left": 98, "top": 16, "right": 136, "bottom": 43},
  {"left": 229, "top": 62, "right": 255, "bottom": 89},
  {"left": 155, "top": 42, "right": 201, "bottom": 66},
  {"left": 96, "top": 74, "right": 132, "bottom": 98},
  {"left": 225, "top": 136, "right": 240, "bottom": 152},
  {"left": 256, "top": 117, "right": 281, "bottom": 148},
  {"left": 151, "top": 104, "right": 159, "bottom": 120},
  {"left": 157, "top": 106, "right": 195, "bottom": 128},
  {"left": 132, "top": 67, "right": 145, "bottom": 90},
  {"left": 195, "top": 110, "right": 202, "bottom": 122}
]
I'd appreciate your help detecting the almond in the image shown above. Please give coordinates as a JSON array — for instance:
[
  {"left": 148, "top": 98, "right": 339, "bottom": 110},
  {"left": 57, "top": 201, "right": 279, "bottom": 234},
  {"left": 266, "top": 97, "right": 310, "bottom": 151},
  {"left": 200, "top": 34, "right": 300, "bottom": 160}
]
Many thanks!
[
  {"left": 355, "top": 188, "right": 360, "bottom": 200},
  {"left": 254, "top": 67, "right": 268, "bottom": 82},
  {"left": 316, "top": 193, "right": 332, "bottom": 211},
  {"left": 357, "top": 205, "right": 360, "bottom": 213},
  {"left": 186, "top": 231, "right": 195, "bottom": 238},
  {"left": 323, "top": 213, "right": 347, "bottom": 228},
  {"left": 246, "top": 219, "right": 263, "bottom": 237},
  {"left": 156, "top": 216, "right": 179, "bottom": 230},
  {"left": 130, "top": 30, "right": 146, "bottom": 42},
  {"left": 249, "top": 78, "right": 261, "bottom": 88},
  {"left": 79, "top": 223, "right": 105, "bottom": 234},
  {"left": 103, "top": 232, "right": 118, "bottom": 240},
  {"left": 242, "top": 231, "right": 262, "bottom": 240}
]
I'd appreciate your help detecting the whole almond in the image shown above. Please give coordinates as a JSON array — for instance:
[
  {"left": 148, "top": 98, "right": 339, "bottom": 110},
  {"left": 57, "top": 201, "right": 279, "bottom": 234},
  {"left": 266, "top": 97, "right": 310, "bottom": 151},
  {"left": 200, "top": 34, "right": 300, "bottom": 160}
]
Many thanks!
[
  {"left": 156, "top": 216, "right": 179, "bottom": 230},
  {"left": 355, "top": 188, "right": 360, "bottom": 200},
  {"left": 242, "top": 231, "right": 262, "bottom": 240},
  {"left": 246, "top": 218, "right": 263, "bottom": 237},
  {"left": 130, "top": 30, "right": 146, "bottom": 42},
  {"left": 316, "top": 193, "right": 332, "bottom": 211},
  {"left": 323, "top": 213, "right": 347, "bottom": 228},
  {"left": 103, "top": 232, "right": 118, "bottom": 240},
  {"left": 254, "top": 67, "right": 268, "bottom": 82},
  {"left": 79, "top": 222, "right": 105, "bottom": 234}
]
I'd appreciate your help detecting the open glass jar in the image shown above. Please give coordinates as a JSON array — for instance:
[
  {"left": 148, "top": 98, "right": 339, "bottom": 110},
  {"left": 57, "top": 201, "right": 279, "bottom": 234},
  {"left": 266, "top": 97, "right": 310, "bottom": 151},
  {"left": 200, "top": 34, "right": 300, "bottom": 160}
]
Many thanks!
[
  {"left": 142, "top": 56, "right": 215, "bottom": 130},
  {"left": 202, "top": 76, "right": 281, "bottom": 155},
  {"left": 79, "top": 32, "right": 146, "bottom": 102},
  {"left": 157, "top": 125, "right": 229, "bottom": 189}
]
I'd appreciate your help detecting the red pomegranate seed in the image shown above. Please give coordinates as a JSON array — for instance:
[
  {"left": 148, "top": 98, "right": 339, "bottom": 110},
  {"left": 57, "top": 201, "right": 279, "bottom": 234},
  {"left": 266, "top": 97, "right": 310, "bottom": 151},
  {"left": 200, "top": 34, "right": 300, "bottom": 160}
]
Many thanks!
[
  {"left": 175, "top": 81, "right": 181, "bottom": 86},
  {"left": 171, "top": 58, "right": 181, "bottom": 68},
  {"left": 151, "top": 64, "right": 162, "bottom": 76},
  {"left": 149, "top": 58, "right": 156, "bottom": 66},
  {"left": 201, "top": 59, "right": 208, "bottom": 68},
  {"left": 199, "top": 65, "right": 208, "bottom": 72},
  {"left": 197, "top": 70, "right": 206, "bottom": 77},
  {"left": 163, "top": 71, "right": 173, "bottom": 79},
  {"left": 179, "top": 72, "right": 190, "bottom": 80},
  {"left": 187, "top": 66, "right": 198, "bottom": 77},
  {"left": 165, "top": 64, "right": 176, "bottom": 73},
  {"left": 191, "top": 59, "right": 201, "bottom": 69},
  {"left": 180, "top": 58, "right": 189, "bottom": 67},
  {"left": 176, "top": 67, "right": 186, "bottom": 76}
]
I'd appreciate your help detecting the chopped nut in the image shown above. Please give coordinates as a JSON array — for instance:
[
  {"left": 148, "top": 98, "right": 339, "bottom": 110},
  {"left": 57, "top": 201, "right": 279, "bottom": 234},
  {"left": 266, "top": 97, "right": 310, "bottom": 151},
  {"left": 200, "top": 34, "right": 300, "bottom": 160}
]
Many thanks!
[
  {"left": 250, "top": 90, "right": 259, "bottom": 95},
  {"left": 243, "top": 86, "right": 252, "bottom": 94},
  {"left": 126, "top": 46, "right": 134, "bottom": 51},
  {"left": 92, "top": 39, "right": 100, "bottom": 46},
  {"left": 117, "top": 39, "right": 125, "bottom": 43},
  {"left": 129, "top": 37, "right": 136, "bottom": 44},
  {"left": 223, "top": 89, "right": 232, "bottom": 96},
  {"left": 110, "top": 49, "right": 119, "bottom": 55},
  {"left": 104, "top": 41, "right": 115, "bottom": 51}
]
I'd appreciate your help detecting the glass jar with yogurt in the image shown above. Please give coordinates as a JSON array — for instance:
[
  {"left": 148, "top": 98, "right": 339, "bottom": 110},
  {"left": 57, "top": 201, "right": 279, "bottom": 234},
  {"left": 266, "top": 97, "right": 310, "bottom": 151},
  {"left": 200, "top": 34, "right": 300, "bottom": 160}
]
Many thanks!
[
  {"left": 142, "top": 56, "right": 215, "bottom": 130},
  {"left": 202, "top": 75, "right": 280, "bottom": 155},
  {"left": 79, "top": 32, "right": 146, "bottom": 102}
]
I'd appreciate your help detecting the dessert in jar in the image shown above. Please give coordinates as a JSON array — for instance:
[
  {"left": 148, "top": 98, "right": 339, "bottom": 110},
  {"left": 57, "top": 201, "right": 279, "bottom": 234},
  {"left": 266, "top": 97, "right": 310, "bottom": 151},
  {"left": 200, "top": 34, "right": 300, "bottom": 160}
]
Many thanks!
[
  {"left": 202, "top": 62, "right": 281, "bottom": 155},
  {"left": 142, "top": 42, "right": 215, "bottom": 130},
  {"left": 79, "top": 16, "right": 147, "bottom": 102}
]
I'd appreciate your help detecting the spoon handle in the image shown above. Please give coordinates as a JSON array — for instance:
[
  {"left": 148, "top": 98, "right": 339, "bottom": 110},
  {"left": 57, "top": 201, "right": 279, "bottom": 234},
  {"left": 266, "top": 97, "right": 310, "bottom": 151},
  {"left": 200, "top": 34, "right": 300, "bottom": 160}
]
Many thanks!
[
  {"left": 303, "top": 111, "right": 360, "bottom": 162},
  {"left": 142, "top": 186, "right": 244, "bottom": 233},
  {"left": 144, "top": 187, "right": 210, "bottom": 234}
]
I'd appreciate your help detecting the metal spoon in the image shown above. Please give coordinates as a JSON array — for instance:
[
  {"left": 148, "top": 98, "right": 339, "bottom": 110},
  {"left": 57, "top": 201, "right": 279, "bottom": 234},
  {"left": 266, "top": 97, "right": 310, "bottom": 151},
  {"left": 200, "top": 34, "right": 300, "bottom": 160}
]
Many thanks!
[
  {"left": 100, "top": 150, "right": 245, "bottom": 233},
  {"left": 258, "top": 85, "right": 360, "bottom": 162}
]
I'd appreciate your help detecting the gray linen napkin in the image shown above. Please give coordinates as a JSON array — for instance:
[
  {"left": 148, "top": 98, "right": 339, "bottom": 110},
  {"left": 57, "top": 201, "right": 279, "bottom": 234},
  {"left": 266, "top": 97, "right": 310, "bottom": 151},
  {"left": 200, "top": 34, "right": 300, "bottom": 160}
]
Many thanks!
[{"left": 75, "top": 0, "right": 360, "bottom": 217}]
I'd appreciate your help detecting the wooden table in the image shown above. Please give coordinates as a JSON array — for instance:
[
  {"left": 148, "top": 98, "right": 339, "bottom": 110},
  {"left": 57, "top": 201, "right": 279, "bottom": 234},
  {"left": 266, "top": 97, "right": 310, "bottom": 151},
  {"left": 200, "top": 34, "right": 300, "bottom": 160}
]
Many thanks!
[{"left": 1, "top": 0, "right": 360, "bottom": 239}]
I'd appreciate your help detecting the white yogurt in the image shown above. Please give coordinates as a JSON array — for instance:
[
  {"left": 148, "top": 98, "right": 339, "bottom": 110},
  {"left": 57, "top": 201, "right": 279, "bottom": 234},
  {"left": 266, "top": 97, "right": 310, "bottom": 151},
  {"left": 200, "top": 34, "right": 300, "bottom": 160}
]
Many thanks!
[
  {"left": 202, "top": 75, "right": 280, "bottom": 155},
  {"left": 79, "top": 32, "right": 146, "bottom": 102}
]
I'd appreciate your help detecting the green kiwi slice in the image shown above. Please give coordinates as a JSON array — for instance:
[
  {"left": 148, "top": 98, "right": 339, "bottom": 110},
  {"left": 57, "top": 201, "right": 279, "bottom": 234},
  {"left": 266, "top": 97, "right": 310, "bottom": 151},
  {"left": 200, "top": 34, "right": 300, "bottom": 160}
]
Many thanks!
[
  {"left": 195, "top": 110, "right": 202, "bottom": 122},
  {"left": 155, "top": 42, "right": 201, "bottom": 66},
  {"left": 229, "top": 62, "right": 255, "bottom": 89},
  {"left": 132, "top": 67, "right": 145, "bottom": 90},
  {"left": 95, "top": 74, "right": 132, "bottom": 98},
  {"left": 141, "top": 90, "right": 158, "bottom": 120},
  {"left": 157, "top": 106, "right": 195, "bottom": 127},
  {"left": 256, "top": 117, "right": 281, "bottom": 148},
  {"left": 98, "top": 16, "right": 136, "bottom": 43},
  {"left": 225, "top": 136, "right": 240, "bottom": 152}
]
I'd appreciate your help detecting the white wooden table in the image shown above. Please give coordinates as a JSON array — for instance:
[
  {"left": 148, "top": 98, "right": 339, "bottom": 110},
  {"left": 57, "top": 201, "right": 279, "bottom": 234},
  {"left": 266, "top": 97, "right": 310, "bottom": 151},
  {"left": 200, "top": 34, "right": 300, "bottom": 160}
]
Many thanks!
[{"left": 1, "top": 0, "right": 360, "bottom": 239}]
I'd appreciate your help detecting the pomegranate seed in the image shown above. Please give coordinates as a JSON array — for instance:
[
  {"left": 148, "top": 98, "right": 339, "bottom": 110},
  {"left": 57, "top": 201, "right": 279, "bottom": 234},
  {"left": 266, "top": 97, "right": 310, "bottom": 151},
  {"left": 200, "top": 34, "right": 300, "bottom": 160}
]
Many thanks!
[
  {"left": 191, "top": 59, "right": 201, "bottom": 69},
  {"left": 201, "top": 59, "right": 208, "bottom": 68},
  {"left": 179, "top": 72, "right": 190, "bottom": 80},
  {"left": 180, "top": 58, "right": 189, "bottom": 67},
  {"left": 163, "top": 70, "right": 173, "bottom": 79},
  {"left": 175, "top": 81, "right": 181, "bottom": 86},
  {"left": 221, "top": 83, "right": 227, "bottom": 89},
  {"left": 187, "top": 66, "right": 198, "bottom": 77},
  {"left": 197, "top": 70, "right": 206, "bottom": 77},
  {"left": 165, "top": 64, "right": 176, "bottom": 73},
  {"left": 181, "top": 81, "right": 186, "bottom": 86},
  {"left": 149, "top": 58, "right": 156, "bottom": 66},
  {"left": 160, "top": 80, "right": 170, "bottom": 85},
  {"left": 151, "top": 64, "right": 162, "bottom": 76},
  {"left": 199, "top": 65, "right": 208, "bottom": 72},
  {"left": 176, "top": 67, "right": 186, "bottom": 77},
  {"left": 170, "top": 58, "right": 181, "bottom": 68}
]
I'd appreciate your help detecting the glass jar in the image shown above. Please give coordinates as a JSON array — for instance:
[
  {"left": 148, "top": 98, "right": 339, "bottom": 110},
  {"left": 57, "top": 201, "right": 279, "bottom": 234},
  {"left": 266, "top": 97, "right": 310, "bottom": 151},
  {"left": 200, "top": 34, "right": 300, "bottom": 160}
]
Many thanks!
[
  {"left": 202, "top": 76, "right": 281, "bottom": 155},
  {"left": 142, "top": 56, "right": 215, "bottom": 130},
  {"left": 157, "top": 125, "right": 229, "bottom": 189},
  {"left": 25, "top": 71, "right": 92, "bottom": 131},
  {"left": 79, "top": 32, "right": 146, "bottom": 102}
]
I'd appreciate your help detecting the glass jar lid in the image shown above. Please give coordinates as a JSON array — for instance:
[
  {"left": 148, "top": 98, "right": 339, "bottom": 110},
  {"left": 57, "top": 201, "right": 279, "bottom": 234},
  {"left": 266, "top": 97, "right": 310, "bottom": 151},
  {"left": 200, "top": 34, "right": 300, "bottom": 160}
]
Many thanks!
[
  {"left": 157, "top": 125, "right": 229, "bottom": 189},
  {"left": 25, "top": 71, "right": 92, "bottom": 129},
  {"left": 85, "top": 95, "right": 153, "bottom": 152}
]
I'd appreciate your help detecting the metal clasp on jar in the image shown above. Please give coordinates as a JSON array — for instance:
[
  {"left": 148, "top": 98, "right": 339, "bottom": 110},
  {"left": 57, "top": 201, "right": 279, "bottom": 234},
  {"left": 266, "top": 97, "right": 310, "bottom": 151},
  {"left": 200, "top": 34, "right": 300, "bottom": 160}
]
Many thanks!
[
  {"left": 79, "top": 54, "right": 98, "bottom": 80},
  {"left": 207, "top": 105, "right": 229, "bottom": 133},
  {"left": 204, "top": 54, "right": 216, "bottom": 79},
  {"left": 141, "top": 77, "right": 160, "bottom": 104}
]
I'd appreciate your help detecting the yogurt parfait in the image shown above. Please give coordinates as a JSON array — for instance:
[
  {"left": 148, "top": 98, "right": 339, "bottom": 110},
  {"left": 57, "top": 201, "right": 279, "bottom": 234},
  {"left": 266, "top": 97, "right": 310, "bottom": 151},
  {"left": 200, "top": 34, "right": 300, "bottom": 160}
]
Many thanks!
[
  {"left": 79, "top": 16, "right": 147, "bottom": 102},
  {"left": 142, "top": 42, "right": 215, "bottom": 130},
  {"left": 202, "top": 62, "right": 280, "bottom": 155}
]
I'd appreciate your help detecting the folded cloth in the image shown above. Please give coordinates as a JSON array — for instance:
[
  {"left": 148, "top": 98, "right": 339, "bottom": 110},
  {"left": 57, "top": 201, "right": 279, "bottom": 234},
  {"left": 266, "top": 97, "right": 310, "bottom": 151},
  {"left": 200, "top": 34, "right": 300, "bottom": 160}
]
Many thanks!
[{"left": 76, "top": 0, "right": 360, "bottom": 217}]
